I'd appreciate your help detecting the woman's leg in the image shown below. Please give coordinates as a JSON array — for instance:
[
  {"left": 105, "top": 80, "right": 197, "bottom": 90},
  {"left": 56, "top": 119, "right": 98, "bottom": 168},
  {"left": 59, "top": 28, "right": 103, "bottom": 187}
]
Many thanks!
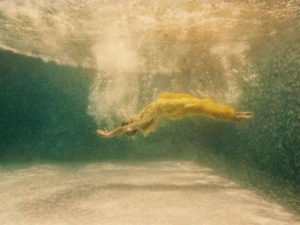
[{"left": 183, "top": 98, "right": 252, "bottom": 122}]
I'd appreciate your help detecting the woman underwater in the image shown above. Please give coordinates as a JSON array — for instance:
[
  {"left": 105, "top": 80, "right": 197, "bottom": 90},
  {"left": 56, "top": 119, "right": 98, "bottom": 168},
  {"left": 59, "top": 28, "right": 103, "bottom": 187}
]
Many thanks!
[{"left": 96, "top": 93, "right": 253, "bottom": 138}]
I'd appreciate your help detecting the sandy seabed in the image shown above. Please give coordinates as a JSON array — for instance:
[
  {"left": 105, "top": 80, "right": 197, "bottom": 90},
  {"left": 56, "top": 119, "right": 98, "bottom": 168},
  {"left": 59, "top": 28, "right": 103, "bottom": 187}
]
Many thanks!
[{"left": 0, "top": 161, "right": 299, "bottom": 225}]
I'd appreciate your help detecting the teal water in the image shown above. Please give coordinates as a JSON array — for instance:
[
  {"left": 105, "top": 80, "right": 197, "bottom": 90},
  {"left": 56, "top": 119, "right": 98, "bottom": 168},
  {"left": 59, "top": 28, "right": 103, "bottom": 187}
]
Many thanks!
[{"left": 0, "top": 0, "right": 299, "bottom": 221}]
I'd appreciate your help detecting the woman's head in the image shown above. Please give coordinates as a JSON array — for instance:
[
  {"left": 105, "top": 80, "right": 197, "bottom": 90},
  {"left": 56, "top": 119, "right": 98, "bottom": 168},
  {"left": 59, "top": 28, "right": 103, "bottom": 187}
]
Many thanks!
[
  {"left": 121, "top": 118, "right": 138, "bottom": 136},
  {"left": 124, "top": 128, "right": 137, "bottom": 136}
]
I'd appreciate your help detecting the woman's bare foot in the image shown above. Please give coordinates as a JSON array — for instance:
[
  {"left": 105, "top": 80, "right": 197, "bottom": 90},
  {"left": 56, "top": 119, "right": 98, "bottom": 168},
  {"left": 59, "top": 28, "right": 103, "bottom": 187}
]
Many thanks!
[{"left": 234, "top": 112, "right": 253, "bottom": 122}]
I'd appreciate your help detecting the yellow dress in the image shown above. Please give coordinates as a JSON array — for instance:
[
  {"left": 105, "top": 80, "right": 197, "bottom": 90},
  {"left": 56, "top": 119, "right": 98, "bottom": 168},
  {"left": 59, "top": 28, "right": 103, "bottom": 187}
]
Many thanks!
[{"left": 129, "top": 93, "right": 236, "bottom": 136}]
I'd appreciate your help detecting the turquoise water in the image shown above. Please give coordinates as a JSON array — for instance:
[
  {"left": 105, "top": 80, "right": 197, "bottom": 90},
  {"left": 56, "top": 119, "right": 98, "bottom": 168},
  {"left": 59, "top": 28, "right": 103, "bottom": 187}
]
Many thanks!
[{"left": 0, "top": 0, "right": 299, "bottom": 221}]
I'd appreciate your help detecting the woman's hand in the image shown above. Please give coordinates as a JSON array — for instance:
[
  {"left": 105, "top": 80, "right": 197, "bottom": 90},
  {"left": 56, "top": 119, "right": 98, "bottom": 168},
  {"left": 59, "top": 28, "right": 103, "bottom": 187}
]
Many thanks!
[{"left": 96, "top": 129, "right": 110, "bottom": 138}]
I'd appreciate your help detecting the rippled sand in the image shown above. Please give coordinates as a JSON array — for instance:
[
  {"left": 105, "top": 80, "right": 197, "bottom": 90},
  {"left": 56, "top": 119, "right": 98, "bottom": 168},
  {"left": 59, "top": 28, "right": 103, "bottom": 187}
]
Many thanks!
[{"left": 0, "top": 161, "right": 299, "bottom": 225}]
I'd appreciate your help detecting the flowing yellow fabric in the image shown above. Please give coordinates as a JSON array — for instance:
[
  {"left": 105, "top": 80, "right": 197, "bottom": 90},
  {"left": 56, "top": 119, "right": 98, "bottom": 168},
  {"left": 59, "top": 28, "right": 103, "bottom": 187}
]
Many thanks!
[{"left": 130, "top": 93, "right": 236, "bottom": 136}]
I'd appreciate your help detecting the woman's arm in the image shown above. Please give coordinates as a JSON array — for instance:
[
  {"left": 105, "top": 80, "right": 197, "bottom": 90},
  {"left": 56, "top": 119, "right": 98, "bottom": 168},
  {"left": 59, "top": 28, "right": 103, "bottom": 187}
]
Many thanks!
[
  {"left": 97, "top": 125, "right": 138, "bottom": 138},
  {"left": 96, "top": 116, "right": 154, "bottom": 138},
  {"left": 96, "top": 127, "right": 127, "bottom": 138}
]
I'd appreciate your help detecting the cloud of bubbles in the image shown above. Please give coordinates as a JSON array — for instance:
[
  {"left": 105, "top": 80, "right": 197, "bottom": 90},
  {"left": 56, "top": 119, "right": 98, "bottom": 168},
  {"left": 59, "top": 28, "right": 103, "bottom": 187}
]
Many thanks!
[{"left": 0, "top": 0, "right": 297, "bottom": 127}]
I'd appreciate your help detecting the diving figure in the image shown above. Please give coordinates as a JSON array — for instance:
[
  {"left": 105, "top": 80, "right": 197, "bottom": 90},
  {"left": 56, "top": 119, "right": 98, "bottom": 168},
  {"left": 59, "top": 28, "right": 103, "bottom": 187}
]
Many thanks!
[{"left": 96, "top": 93, "right": 252, "bottom": 138}]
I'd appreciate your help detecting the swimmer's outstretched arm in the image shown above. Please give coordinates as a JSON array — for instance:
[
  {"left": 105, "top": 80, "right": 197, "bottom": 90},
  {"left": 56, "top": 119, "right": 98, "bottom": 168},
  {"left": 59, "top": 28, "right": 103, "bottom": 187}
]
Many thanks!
[
  {"left": 96, "top": 116, "right": 154, "bottom": 138},
  {"left": 96, "top": 125, "right": 134, "bottom": 139}
]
